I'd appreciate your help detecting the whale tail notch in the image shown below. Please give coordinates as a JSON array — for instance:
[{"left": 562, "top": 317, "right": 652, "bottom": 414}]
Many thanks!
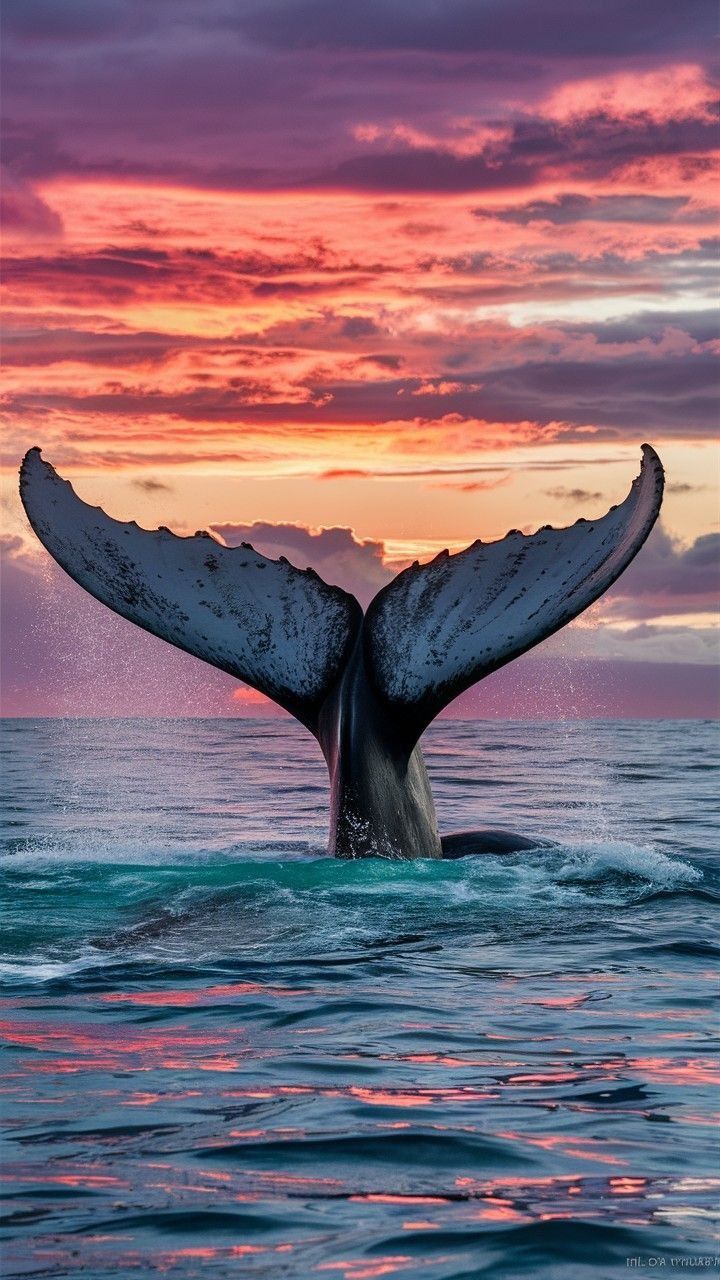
[{"left": 19, "top": 445, "right": 663, "bottom": 737}]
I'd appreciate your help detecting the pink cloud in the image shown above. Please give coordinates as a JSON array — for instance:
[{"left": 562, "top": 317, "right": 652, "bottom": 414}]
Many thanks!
[
  {"left": 350, "top": 119, "right": 510, "bottom": 159},
  {"left": 540, "top": 64, "right": 715, "bottom": 125}
]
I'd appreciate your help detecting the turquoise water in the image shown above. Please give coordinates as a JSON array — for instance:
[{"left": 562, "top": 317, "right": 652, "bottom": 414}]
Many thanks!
[{"left": 1, "top": 718, "right": 718, "bottom": 1278}]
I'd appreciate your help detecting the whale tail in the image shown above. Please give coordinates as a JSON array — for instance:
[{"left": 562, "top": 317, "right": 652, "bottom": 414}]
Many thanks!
[{"left": 19, "top": 445, "right": 663, "bottom": 738}]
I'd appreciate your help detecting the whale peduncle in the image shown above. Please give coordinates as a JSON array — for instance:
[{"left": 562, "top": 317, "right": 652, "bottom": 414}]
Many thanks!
[{"left": 317, "top": 639, "right": 442, "bottom": 859}]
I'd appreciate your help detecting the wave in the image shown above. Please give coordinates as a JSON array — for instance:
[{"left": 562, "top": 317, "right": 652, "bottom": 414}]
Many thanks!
[
  {"left": 0, "top": 836, "right": 706, "bottom": 985},
  {"left": 1, "top": 832, "right": 700, "bottom": 884},
  {"left": 0, "top": 833, "right": 319, "bottom": 867},
  {"left": 554, "top": 840, "right": 701, "bottom": 888}
]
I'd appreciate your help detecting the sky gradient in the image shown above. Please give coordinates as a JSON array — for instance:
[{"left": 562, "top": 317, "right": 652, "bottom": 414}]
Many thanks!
[{"left": 1, "top": 0, "right": 718, "bottom": 717}]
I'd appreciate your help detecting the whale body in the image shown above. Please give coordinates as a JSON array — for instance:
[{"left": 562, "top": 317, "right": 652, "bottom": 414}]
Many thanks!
[{"left": 19, "top": 446, "right": 664, "bottom": 859}]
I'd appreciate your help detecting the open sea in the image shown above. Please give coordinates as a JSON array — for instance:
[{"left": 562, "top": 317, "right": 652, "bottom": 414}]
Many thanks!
[{"left": 1, "top": 716, "right": 718, "bottom": 1279}]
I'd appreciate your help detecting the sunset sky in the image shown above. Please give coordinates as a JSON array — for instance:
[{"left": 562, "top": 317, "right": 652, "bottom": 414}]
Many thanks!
[{"left": 1, "top": 0, "right": 717, "bottom": 717}]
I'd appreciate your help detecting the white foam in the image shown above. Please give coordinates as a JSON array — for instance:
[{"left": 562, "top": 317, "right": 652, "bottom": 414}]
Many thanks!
[
  {"left": 0, "top": 835, "right": 314, "bottom": 868},
  {"left": 0, "top": 953, "right": 109, "bottom": 982},
  {"left": 554, "top": 839, "right": 701, "bottom": 887}
]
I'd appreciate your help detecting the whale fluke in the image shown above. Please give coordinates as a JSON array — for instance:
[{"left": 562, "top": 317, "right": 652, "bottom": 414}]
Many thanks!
[
  {"left": 19, "top": 448, "right": 362, "bottom": 732},
  {"left": 364, "top": 445, "right": 664, "bottom": 736},
  {"left": 20, "top": 445, "right": 664, "bottom": 859}
]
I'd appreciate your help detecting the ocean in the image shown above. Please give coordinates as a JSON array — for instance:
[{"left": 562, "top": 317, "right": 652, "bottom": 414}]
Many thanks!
[{"left": 1, "top": 717, "right": 718, "bottom": 1279}]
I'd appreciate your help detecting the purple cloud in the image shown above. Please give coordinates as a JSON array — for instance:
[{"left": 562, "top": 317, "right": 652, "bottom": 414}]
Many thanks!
[
  {"left": 602, "top": 526, "right": 720, "bottom": 621},
  {"left": 0, "top": 170, "right": 63, "bottom": 237},
  {"left": 210, "top": 521, "right": 392, "bottom": 608},
  {"left": 475, "top": 193, "right": 702, "bottom": 225},
  {"left": 238, "top": 0, "right": 712, "bottom": 57}
]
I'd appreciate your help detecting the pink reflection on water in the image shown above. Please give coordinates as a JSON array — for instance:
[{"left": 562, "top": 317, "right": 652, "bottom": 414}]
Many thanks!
[
  {"left": 353, "top": 1090, "right": 431, "bottom": 1108},
  {"left": 349, "top": 1086, "right": 495, "bottom": 1107},
  {"left": 456, "top": 1174, "right": 577, "bottom": 1191},
  {"left": 0, "top": 1018, "right": 249, "bottom": 1080},
  {"left": 101, "top": 981, "right": 309, "bottom": 1006},
  {"left": 628, "top": 1057, "right": 720, "bottom": 1085},
  {"left": 677, "top": 1113, "right": 720, "bottom": 1126},
  {"left": 221, "top": 1083, "right": 497, "bottom": 1106},
  {"left": 496, "top": 1130, "right": 626, "bottom": 1167},
  {"left": 505, "top": 1070, "right": 581, "bottom": 1085},
  {"left": 472, "top": 1198, "right": 527, "bottom": 1222},
  {"left": 609, "top": 1177, "right": 648, "bottom": 1195},
  {"left": 350, "top": 1194, "right": 448, "bottom": 1205},
  {"left": 121, "top": 1089, "right": 202, "bottom": 1106},
  {"left": 156, "top": 1242, "right": 295, "bottom": 1270},
  {"left": 1, "top": 1019, "right": 224, "bottom": 1047},
  {"left": 0, "top": 1169, "right": 125, "bottom": 1189},
  {"left": 256, "top": 1170, "right": 344, "bottom": 1190},
  {"left": 317, "top": 1258, "right": 413, "bottom": 1279},
  {"left": 389, "top": 1053, "right": 493, "bottom": 1067}
]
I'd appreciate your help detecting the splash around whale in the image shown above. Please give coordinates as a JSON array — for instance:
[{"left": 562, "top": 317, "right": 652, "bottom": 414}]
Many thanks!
[{"left": 19, "top": 445, "right": 664, "bottom": 859}]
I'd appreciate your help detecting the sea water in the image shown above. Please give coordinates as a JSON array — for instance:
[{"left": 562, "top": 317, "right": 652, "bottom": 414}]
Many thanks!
[{"left": 1, "top": 717, "right": 718, "bottom": 1279}]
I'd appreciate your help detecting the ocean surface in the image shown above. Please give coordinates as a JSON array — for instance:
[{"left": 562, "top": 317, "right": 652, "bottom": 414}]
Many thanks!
[{"left": 1, "top": 716, "right": 718, "bottom": 1279}]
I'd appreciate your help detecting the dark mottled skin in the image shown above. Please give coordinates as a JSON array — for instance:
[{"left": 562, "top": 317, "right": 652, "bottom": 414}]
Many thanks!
[
  {"left": 317, "top": 639, "right": 443, "bottom": 859},
  {"left": 315, "top": 642, "right": 543, "bottom": 859}
]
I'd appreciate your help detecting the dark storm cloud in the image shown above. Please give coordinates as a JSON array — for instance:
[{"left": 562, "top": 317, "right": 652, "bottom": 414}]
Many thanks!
[
  {"left": 1, "top": 0, "right": 127, "bottom": 41},
  {"left": 1, "top": 243, "right": 377, "bottom": 310},
  {"left": 312, "top": 114, "right": 712, "bottom": 194},
  {"left": 313, "top": 149, "right": 533, "bottom": 196},
  {"left": 465, "top": 353, "right": 718, "bottom": 435},
  {"left": 3, "top": 348, "right": 715, "bottom": 437},
  {"left": 559, "top": 310, "right": 719, "bottom": 346},
  {"left": 1, "top": 327, "right": 186, "bottom": 368},
  {"left": 237, "top": 0, "right": 712, "bottom": 56},
  {"left": 2, "top": 0, "right": 713, "bottom": 197},
  {"left": 475, "top": 194, "right": 702, "bottom": 225},
  {"left": 5, "top": 0, "right": 711, "bottom": 57},
  {"left": 312, "top": 116, "right": 715, "bottom": 195},
  {"left": 2, "top": 0, "right": 714, "bottom": 58},
  {"left": 602, "top": 526, "right": 720, "bottom": 620},
  {"left": 339, "top": 317, "right": 381, "bottom": 339}
]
